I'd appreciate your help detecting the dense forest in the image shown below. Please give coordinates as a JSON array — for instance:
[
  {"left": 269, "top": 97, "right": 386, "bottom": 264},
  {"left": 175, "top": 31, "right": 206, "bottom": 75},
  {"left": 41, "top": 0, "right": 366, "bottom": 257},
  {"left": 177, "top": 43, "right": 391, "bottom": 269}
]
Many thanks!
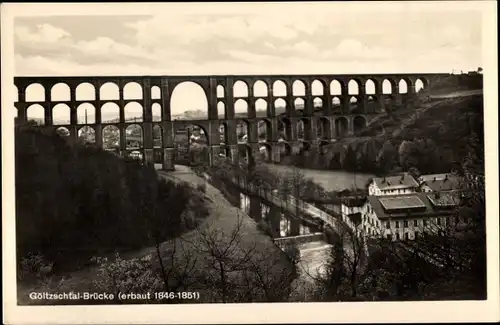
[
  {"left": 288, "top": 95, "right": 484, "bottom": 176},
  {"left": 15, "top": 122, "right": 207, "bottom": 278}
]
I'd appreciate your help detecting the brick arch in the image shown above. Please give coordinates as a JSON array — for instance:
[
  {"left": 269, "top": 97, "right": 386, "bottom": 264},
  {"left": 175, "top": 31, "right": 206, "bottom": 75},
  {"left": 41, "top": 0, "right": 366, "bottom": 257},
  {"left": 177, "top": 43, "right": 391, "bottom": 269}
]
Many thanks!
[
  {"left": 253, "top": 80, "right": 268, "bottom": 97},
  {"left": 329, "top": 79, "right": 345, "bottom": 96},
  {"left": 233, "top": 80, "right": 249, "bottom": 98},
  {"left": 76, "top": 82, "right": 96, "bottom": 101},
  {"left": 272, "top": 79, "right": 287, "bottom": 97},
  {"left": 51, "top": 82, "right": 71, "bottom": 101},
  {"left": 311, "top": 79, "right": 327, "bottom": 96},
  {"left": 25, "top": 83, "right": 46, "bottom": 102},
  {"left": 292, "top": 79, "right": 306, "bottom": 96}
]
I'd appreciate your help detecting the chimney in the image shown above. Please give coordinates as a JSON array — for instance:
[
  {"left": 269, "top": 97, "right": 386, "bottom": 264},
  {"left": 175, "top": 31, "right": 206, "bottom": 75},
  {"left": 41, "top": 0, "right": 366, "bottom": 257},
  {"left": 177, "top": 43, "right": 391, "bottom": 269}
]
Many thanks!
[
  {"left": 444, "top": 174, "right": 448, "bottom": 181},
  {"left": 433, "top": 177, "right": 437, "bottom": 182},
  {"left": 383, "top": 177, "right": 386, "bottom": 183}
]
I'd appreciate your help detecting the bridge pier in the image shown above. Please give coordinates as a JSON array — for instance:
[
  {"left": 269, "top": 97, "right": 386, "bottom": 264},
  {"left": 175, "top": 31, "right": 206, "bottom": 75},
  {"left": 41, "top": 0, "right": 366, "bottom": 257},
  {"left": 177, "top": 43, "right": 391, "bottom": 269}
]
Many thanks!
[
  {"left": 290, "top": 217, "right": 301, "bottom": 236},
  {"left": 271, "top": 143, "right": 281, "bottom": 163},
  {"left": 144, "top": 148, "right": 154, "bottom": 165},
  {"left": 249, "top": 195, "right": 262, "bottom": 222},
  {"left": 268, "top": 205, "right": 281, "bottom": 238},
  {"left": 229, "top": 144, "right": 238, "bottom": 164},
  {"left": 162, "top": 148, "right": 175, "bottom": 170}
]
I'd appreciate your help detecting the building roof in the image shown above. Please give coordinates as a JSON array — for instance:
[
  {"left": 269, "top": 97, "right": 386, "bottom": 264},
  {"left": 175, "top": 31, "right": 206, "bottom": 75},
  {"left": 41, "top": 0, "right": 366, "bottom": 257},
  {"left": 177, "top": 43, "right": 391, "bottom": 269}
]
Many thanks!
[
  {"left": 371, "top": 173, "right": 419, "bottom": 191},
  {"left": 366, "top": 192, "right": 458, "bottom": 220},
  {"left": 420, "top": 174, "right": 462, "bottom": 192},
  {"left": 341, "top": 196, "right": 366, "bottom": 207}
]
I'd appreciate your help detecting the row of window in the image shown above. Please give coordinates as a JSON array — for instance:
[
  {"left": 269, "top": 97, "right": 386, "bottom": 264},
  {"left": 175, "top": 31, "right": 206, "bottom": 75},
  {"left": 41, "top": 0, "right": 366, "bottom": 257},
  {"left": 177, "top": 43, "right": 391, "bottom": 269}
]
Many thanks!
[{"left": 385, "top": 216, "right": 470, "bottom": 229}]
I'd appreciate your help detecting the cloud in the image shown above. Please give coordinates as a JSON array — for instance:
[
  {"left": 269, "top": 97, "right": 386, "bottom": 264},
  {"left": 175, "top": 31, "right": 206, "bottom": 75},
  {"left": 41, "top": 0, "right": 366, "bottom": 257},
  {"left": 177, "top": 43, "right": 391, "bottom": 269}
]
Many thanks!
[
  {"left": 335, "top": 39, "right": 392, "bottom": 59},
  {"left": 73, "top": 37, "right": 156, "bottom": 61},
  {"left": 15, "top": 23, "right": 71, "bottom": 44}
]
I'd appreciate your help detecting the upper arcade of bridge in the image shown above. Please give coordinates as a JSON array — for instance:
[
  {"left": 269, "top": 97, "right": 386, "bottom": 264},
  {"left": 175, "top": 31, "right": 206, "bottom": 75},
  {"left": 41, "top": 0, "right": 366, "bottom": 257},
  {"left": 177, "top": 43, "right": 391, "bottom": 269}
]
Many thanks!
[{"left": 14, "top": 73, "right": 446, "bottom": 96}]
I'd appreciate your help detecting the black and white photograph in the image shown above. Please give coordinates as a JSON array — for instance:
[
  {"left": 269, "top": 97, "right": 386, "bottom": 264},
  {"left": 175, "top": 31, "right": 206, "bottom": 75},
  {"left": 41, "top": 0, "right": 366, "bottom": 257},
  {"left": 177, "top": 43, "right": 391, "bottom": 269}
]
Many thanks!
[{"left": 2, "top": 1, "right": 499, "bottom": 324}]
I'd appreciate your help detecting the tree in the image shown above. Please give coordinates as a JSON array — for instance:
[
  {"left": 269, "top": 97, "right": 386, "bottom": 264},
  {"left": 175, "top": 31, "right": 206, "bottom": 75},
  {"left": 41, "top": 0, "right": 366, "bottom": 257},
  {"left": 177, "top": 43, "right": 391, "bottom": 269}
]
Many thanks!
[
  {"left": 376, "top": 140, "right": 398, "bottom": 173},
  {"left": 342, "top": 145, "right": 359, "bottom": 172}
]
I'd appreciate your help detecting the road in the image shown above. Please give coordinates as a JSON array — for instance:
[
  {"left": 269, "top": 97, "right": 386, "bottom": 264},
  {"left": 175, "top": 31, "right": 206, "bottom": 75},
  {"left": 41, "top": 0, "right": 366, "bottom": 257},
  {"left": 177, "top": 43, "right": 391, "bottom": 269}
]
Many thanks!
[{"left": 430, "top": 89, "right": 482, "bottom": 99}]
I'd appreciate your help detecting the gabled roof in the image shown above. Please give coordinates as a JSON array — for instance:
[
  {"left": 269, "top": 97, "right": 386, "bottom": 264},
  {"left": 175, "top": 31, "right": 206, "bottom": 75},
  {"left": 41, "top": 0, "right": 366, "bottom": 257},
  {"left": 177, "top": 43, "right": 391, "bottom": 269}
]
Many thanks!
[
  {"left": 366, "top": 192, "right": 458, "bottom": 220},
  {"left": 371, "top": 173, "right": 419, "bottom": 191},
  {"left": 341, "top": 196, "right": 366, "bottom": 207},
  {"left": 420, "top": 174, "right": 461, "bottom": 192}
]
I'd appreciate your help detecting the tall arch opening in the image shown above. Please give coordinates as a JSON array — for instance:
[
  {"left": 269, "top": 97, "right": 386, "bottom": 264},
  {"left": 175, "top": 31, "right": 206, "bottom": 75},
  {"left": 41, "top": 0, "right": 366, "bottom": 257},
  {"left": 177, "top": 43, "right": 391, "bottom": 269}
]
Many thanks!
[
  {"left": 236, "top": 120, "right": 249, "bottom": 143},
  {"left": 253, "top": 80, "right": 268, "bottom": 97},
  {"left": 274, "top": 98, "right": 286, "bottom": 116},
  {"left": 234, "top": 99, "right": 248, "bottom": 118},
  {"left": 257, "top": 119, "right": 272, "bottom": 142},
  {"left": 102, "top": 125, "right": 120, "bottom": 151},
  {"left": 255, "top": 98, "right": 267, "bottom": 115},
  {"left": 353, "top": 116, "right": 367, "bottom": 134},
  {"left": 25, "top": 83, "right": 45, "bottom": 102},
  {"left": 26, "top": 104, "right": 45, "bottom": 125},
  {"left": 219, "top": 122, "right": 228, "bottom": 145},
  {"left": 348, "top": 80, "right": 360, "bottom": 95},
  {"left": 365, "top": 79, "right": 376, "bottom": 95},
  {"left": 273, "top": 80, "right": 287, "bottom": 97},
  {"left": 330, "top": 80, "right": 342, "bottom": 96},
  {"left": 152, "top": 103, "right": 162, "bottom": 122},
  {"left": 294, "top": 98, "right": 305, "bottom": 115},
  {"left": 335, "top": 117, "right": 349, "bottom": 137},
  {"left": 332, "top": 96, "right": 341, "bottom": 108},
  {"left": 398, "top": 79, "right": 408, "bottom": 94},
  {"left": 100, "top": 82, "right": 120, "bottom": 100},
  {"left": 382, "top": 79, "right": 393, "bottom": 94},
  {"left": 124, "top": 102, "right": 143, "bottom": 122},
  {"left": 101, "top": 102, "right": 120, "bottom": 123},
  {"left": 151, "top": 86, "right": 161, "bottom": 99},
  {"left": 317, "top": 117, "right": 331, "bottom": 139},
  {"left": 349, "top": 96, "right": 358, "bottom": 112},
  {"left": 170, "top": 81, "right": 208, "bottom": 120},
  {"left": 313, "top": 97, "right": 323, "bottom": 110},
  {"left": 233, "top": 80, "right": 249, "bottom": 97},
  {"left": 51, "top": 83, "right": 71, "bottom": 101},
  {"left": 297, "top": 118, "right": 310, "bottom": 140},
  {"left": 258, "top": 143, "right": 272, "bottom": 162},
  {"left": 415, "top": 79, "right": 427, "bottom": 93},
  {"left": 278, "top": 117, "right": 292, "bottom": 141},
  {"left": 52, "top": 104, "right": 71, "bottom": 125},
  {"left": 77, "top": 103, "right": 96, "bottom": 124},
  {"left": 76, "top": 82, "right": 96, "bottom": 101},
  {"left": 78, "top": 126, "right": 96, "bottom": 144},
  {"left": 174, "top": 124, "right": 209, "bottom": 166},
  {"left": 123, "top": 82, "right": 143, "bottom": 100},
  {"left": 292, "top": 80, "right": 306, "bottom": 96},
  {"left": 217, "top": 85, "right": 225, "bottom": 98},
  {"left": 217, "top": 101, "right": 226, "bottom": 119},
  {"left": 311, "top": 80, "right": 324, "bottom": 96},
  {"left": 125, "top": 124, "right": 143, "bottom": 150},
  {"left": 153, "top": 125, "right": 163, "bottom": 148}
]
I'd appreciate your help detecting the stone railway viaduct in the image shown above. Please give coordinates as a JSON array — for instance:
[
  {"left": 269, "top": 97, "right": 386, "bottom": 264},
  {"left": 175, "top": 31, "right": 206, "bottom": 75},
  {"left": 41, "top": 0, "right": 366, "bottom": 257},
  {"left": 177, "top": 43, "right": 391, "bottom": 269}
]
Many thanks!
[{"left": 13, "top": 73, "right": 447, "bottom": 170}]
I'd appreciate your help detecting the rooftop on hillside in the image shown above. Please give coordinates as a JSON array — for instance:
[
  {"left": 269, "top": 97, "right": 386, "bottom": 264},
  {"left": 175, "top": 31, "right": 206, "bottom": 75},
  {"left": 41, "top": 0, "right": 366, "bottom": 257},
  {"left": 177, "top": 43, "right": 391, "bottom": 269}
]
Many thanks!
[
  {"left": 366, "top": 192, "right": 459, "bottom": 220},
  {"left": 419, "top": 173, "right": 462, "bottom": 192},
  {"left": 371, "top": 173, "right": 419, "bottom": 191}
]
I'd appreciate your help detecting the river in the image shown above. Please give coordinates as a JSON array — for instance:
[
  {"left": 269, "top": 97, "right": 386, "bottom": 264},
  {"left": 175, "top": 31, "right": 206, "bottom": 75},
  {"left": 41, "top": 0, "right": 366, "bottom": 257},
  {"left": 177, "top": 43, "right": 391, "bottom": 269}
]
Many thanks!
[{"left": 264, "top": 164, "right": 375, "bottom": 192}]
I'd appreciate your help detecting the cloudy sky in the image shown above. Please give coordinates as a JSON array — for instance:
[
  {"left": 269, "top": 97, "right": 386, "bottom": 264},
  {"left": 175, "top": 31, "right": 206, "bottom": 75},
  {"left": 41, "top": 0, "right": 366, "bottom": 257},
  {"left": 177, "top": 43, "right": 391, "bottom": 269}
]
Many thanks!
[{"left": 12, "top": 2, "right": 483, "bottom": 117}]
